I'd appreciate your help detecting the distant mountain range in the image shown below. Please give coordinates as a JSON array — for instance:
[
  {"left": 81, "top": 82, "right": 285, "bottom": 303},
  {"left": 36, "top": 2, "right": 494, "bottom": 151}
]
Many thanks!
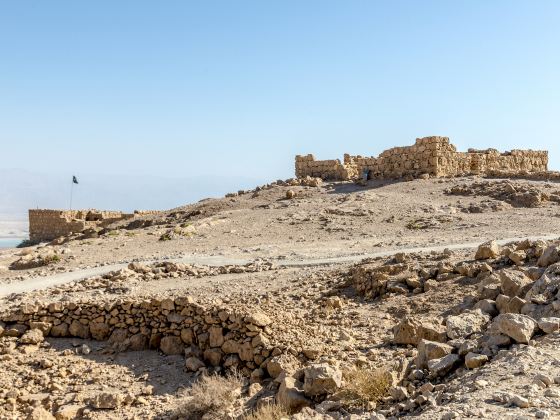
[{"left": 0, "top": 169, "right": 263, "bottom": 236}]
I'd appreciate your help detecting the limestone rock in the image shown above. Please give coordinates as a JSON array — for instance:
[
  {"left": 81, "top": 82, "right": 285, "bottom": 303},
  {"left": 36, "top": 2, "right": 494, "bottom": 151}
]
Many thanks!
[
  {"left": 538, "top": 246, "right": 560, "bottom": 267},
  {"left": 499, "top": 269, "right": 533, "bottom": 297},
  {"left": 159, "top": 336, "right": 183, "bottom": 355},
  {"left": 19, "top": 329, "right": 44, "bottom": 345},
  {"left": 185, "top": 356, "right": 205, "bottom": 372},
  {"left": 465, "top": 352, "right": 488, "bottom": 369},
  {"left": 277, "top": 376, "right": 310, "bottom": 411},
  {"left": 446, "top": 309, "right": 490, "bottom": 339},
  {"left": 495, "top": 313, "right": 537, "bottom": 344},
  {"left": 538, "top": 317, "right": 560, "bottom": 334},
  {"left": 428, "top": 354, "right": 461, "bottom": 376},
  {"left": 89, "top": 322, "right": 110, "bottom": 341},
  {"left": 128, "top": 333, "right": 148, "bottom": 351},
  {"left": 50, "top": 323, "right": 69, "bottom": 338},
  {"left": 475, "top": 241, "right": 500, "bottom": 260},
  {"left": 54, "top": 404, "right": 84, "bottom": 420},
  {"left": 393, "top": 316, "right": 446, "bottom": 345},
  {"left": 246, "top": 311, "right": 272, "bottom": 327},
  {"left": 87, "top": 389, "right": 125, "bottom": 409},
  {"left": 69, "top": 320, "right": 90, "bottom": 339},
  {"left": 303, "top": 363, "right": 342, "bottom": 396},
  {"left": 416, "top": 339, "right": 454, "bottom": 369},
  {"left": 26, "top": 407, "right": 55, "bottom": 420},
  {"left": 474, "top": 299, "right": 498, "bottom": 317},
  {"left": 267, "top": 353, "right": 299, "bottom": 379}
]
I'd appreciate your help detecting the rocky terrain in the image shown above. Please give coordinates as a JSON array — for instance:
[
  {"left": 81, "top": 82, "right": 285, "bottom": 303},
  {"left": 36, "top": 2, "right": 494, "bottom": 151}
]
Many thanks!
[{"left": 2, "top": 175, "right": 560, "bottom": 419}]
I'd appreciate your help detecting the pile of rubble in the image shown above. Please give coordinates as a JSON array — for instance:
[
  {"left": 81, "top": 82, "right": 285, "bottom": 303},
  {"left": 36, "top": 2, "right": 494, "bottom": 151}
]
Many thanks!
[
  {"left": 382, "top": 238, "right": 560, "bottom": 416},
  {"left": 446, "top": 180, "right": 560, "bottom": 209}
]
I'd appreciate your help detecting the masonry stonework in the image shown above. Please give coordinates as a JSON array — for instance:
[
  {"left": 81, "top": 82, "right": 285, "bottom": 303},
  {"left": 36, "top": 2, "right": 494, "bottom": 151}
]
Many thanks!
[
  {"left": 0, "top": 296, "right": 276, "bottom": 376},
  {"left": 295, "top": 136, "right": 548, "bottom": 181},
  {"left": 28, "top": 209, "right": 157, "bottom": 243}
]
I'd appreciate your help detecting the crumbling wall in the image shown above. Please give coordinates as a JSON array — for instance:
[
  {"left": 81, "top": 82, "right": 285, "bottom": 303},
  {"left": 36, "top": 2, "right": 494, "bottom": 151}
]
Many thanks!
[
  {"left": 28, "top": 209, "right": 139, "bottom": 243},
  {"left": 355, "top": 136, "right": 447, "bottom": 179},
  {"left": 0, "top": 297, "right": 275, "bottom": 376},
  {"left": 295, "top": 154, "right": 358, "bottom": 181},
  {"left": 438, "top": 149, "right": 548, "bottom": 177},
  {"left": 295, "top": 136, "right": 548, "bottom": 181},
  {"left": 29, "top": 210, "right": 88, "bottom": 243}
]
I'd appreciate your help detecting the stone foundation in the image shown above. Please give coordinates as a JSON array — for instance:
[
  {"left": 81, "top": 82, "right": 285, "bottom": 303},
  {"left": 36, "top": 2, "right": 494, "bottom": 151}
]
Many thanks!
[{"left": 295, "top": 136, "right": 548, "bottom": 181}]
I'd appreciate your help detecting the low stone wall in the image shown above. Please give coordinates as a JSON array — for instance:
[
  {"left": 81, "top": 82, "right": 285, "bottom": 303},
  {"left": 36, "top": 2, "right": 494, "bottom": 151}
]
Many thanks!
[
  {"left": 0, "top": 297, "right": 276, "bottom": 377},
  {"left": 296, "top": 136, "right": 549, "bottom": 181},
  {"left": 295, "top": 154, "right": 359, "bottom": 181},
  {"left": 28, "top": 209, "right": 153, "bottom": 242}
]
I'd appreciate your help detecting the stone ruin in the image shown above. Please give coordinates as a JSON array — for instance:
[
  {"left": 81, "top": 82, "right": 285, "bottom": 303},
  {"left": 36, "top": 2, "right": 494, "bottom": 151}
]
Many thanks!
[
  {"left": 295, "top": 136, "right": 549, "bottom": 181},
  {"left": 28, "top": 209, "right": 159, "bottom": 243}
]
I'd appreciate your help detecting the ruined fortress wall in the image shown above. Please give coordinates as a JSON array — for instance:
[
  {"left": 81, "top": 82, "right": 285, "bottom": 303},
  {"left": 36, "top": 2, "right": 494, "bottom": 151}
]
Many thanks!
[
  {"left": 437, "top": 149, "right": 548, "bottom": 177},
  {"left": 295, "top": 154, "right": 359, "bottom": 181},
  {"left": 29, "top": 210, "right": 88, "bottom": 243},
  {"left": 28, "top": 209, "right": 137, "bottom": 243},
  {"left": 354, "top": 136, "right": 447, "bottom": 178},
  {"left": 295, "top": 136, "right": 548, "bottom": 181},
  {"left": 1, "top": 298, "right": 275, "bottom": 376}
]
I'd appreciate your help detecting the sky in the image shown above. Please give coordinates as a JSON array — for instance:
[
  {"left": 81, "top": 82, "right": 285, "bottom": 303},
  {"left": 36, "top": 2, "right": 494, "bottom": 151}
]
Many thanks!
[{"left": 1, "top": 1, "right": 560, "bottom": 207}]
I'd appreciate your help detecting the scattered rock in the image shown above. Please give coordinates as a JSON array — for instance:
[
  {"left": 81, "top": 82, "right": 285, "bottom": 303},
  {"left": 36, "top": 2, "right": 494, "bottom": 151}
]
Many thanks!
[
  {"left": 303, "top": 363, "right": 342, "bottom": 396},
  {"left": 494, "top": 313, "right": 537, "bottom": 344}
]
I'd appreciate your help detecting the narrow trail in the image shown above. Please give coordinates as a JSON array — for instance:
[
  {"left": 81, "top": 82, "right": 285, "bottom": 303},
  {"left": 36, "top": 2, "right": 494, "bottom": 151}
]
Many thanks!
[{"left": 1, "top": 234, "right": 557, "bottom": 298}]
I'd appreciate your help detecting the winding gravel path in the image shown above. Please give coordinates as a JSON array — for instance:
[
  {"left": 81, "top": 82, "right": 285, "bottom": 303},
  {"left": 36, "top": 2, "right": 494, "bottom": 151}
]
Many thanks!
[{"left": 1, "top": 234, "right": 557, "bottom": 298}]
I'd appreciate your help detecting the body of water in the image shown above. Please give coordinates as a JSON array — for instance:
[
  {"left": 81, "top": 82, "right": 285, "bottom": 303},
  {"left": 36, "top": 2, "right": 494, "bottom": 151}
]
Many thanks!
[{"left": 0, "top": 238, "right": 24, "bottom": 249}]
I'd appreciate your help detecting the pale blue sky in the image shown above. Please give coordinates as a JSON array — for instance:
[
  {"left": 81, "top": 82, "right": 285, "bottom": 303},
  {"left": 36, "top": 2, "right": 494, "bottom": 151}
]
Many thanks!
[{"left": 1, "top": 0, "right": 559, "bottom": 187}]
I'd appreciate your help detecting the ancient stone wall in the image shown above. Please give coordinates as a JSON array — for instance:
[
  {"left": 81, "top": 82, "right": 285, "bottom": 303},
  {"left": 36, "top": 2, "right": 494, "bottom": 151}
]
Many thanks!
[
  {"left": 28, "top": 209, "right": 139, "bottom": 243},
  {"left": 295, "top": 154, "right": 359, "bottom": 181},
  {"left": 295, "top": 136, "right": 548, "bottom": 181},
  {"left": 0, "top": 297, "right": 275, "bottom": 377}
]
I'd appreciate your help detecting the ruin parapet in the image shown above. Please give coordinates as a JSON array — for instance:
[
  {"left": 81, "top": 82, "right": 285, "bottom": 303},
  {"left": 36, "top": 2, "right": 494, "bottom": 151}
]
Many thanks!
[{"left": 295, "top": 136, "right": 548, "bottom": 181}]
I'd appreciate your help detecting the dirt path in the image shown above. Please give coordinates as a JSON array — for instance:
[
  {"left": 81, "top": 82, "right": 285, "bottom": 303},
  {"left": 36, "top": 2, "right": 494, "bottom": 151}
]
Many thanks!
[{"left": 1, "top": 234, "right": 557, "bottom": 298}]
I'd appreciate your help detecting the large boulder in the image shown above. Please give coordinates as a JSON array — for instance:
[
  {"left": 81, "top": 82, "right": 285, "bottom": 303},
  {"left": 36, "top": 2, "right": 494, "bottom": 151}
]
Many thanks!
[
  {"left": 475, "top": 241, "right": 500, "bottom": 260},
  {"left": 499, "top": 270, "right": 533, "bottom": 297},
  {"left": 303, "top": 363, "right": 342, "bottom": 396},
  {"left": 393, "top": 316, "right": 446, "bottom": 345},
  {"left": 494, "top": 313, "right": 537, "bottom": 344},
  {"left": 416, "top": 339, "right": 454, "bottom": 369},
  {"left": 446, "top": 309, "right": 490, "bottom": 339}
]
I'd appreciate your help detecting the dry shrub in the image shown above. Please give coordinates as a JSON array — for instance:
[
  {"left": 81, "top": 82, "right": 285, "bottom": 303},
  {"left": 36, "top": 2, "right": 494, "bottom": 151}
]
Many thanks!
[
  {"left": 243, "top": 403, "right": 290, "bottom": 420},
  {"left": 174, "top": 372, "right": 243, "bottom": 420},
  {"left": 339, "top": 367, "right": 391, "bottom": 408}
]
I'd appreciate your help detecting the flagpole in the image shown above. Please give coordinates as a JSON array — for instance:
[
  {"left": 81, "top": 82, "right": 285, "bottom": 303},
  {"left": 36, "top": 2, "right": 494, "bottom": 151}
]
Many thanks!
[{"left": 70, "top": 179, "right": 74, "bottom": 211}]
